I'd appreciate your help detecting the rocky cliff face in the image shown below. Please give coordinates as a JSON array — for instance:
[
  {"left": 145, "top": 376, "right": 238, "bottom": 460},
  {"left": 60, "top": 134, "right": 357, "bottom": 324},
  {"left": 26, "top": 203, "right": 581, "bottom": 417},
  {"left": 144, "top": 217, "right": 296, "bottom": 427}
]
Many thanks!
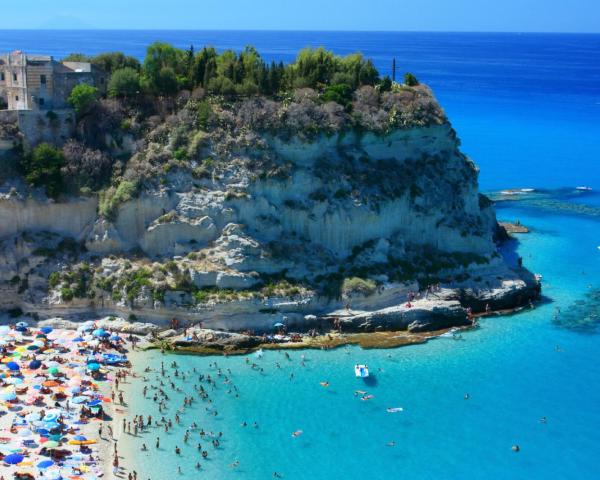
[{"left": 0, "top": 86, "right": 540, "bottom": 332}]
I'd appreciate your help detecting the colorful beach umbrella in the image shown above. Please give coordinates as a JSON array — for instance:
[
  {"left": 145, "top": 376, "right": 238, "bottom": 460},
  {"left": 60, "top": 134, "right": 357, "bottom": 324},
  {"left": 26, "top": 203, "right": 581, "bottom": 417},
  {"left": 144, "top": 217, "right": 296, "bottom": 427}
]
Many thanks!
[
  {"left": 4, "top": 453, "right": 24, "bottom": 464},
  {"left": 37, "top": 459, "right": 54, "bottom": 468},
  {"left": 40, "top": 327, "right": 53, "bottom": 334},
  {"left": 6, "top": 361, "right": 20, "bottom": 371},
  {"left": 87, "top": 362, "right": 100, "bottom": 371},
  {"left": 29, "top": 360, "right": 42, "bottom": 369}
]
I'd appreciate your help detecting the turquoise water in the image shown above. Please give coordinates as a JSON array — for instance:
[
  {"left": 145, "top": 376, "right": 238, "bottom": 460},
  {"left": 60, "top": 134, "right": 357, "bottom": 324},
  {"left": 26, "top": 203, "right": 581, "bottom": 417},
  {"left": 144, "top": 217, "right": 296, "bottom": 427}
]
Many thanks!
[{"left": 120, "top": 192, "right": 600, "bottom": 480}]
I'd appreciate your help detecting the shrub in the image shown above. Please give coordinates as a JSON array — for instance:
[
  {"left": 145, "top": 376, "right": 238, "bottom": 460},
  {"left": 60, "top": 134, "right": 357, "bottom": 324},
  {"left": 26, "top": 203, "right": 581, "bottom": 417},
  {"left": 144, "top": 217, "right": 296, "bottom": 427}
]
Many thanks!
[
  {"left": 61, "top": 140, "right": 114, "bottom": 192},
  {"left": 68, "top": 83, "right": 99, "bottom": 116},
  {"left": 108, "top": 67, "right": 141, "bottom": 98},
  {"left": 48, "top": 272, "right": 61, "bottom": 288},
  {"left": 21, "top": 143, "right": 65, "bottom": 198},
  {"left": 60, "top": 287, "right": 74, "bottom": 301},
  {"left": 404, "top": 72, "right": 419, "bottom": 86},
  {"left": 342, "top": 277, "right": 377, "bottom": 297},
  {"left": 99, "top": 180, "right": 138, "bottom": 219}
]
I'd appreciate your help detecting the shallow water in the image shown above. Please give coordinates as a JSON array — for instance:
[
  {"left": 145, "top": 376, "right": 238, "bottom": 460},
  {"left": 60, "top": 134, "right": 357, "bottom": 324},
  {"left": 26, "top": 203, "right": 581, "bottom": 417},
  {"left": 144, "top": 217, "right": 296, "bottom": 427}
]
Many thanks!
[{"left": 118, "top": 191, "right": 600, "bottom": 480}]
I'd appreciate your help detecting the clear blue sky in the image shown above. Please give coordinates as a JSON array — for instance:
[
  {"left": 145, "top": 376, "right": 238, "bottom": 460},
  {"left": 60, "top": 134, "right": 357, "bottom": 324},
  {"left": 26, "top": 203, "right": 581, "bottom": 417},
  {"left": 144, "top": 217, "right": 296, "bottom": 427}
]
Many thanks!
[{"left": 1, "top": 0, "right": 599, "bottom": 32}]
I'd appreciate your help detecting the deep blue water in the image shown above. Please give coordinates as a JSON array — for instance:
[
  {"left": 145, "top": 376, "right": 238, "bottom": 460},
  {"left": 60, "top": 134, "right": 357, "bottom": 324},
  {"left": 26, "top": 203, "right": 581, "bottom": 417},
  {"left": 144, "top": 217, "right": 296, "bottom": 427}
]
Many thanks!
[{"left": 1, "top": 30, "right": 599, "bottom": 190}]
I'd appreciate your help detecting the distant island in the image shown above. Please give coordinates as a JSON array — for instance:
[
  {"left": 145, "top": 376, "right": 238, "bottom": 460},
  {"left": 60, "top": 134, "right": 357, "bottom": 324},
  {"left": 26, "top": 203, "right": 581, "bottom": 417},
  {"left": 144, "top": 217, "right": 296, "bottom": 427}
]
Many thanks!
[{"left": 0, "top": 43, "right": 540, "bottom": 351}]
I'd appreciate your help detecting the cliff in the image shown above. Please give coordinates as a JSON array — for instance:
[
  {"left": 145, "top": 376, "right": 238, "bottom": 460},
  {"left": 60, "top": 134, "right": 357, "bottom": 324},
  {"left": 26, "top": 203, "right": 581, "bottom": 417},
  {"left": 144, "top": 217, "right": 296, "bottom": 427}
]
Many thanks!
[{"left": 0, "top": 83, "right": 540, "bottom": 333}]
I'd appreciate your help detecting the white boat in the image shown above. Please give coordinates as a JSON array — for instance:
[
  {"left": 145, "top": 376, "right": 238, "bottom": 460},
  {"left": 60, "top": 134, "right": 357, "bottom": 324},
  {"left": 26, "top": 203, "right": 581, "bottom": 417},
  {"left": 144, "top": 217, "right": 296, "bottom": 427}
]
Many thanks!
[
  {"left": 576, "top": 186, "right": 593, "bottom": 191},
  {"left": 354, "top": 364, "right": 369, "bottom": 378}
]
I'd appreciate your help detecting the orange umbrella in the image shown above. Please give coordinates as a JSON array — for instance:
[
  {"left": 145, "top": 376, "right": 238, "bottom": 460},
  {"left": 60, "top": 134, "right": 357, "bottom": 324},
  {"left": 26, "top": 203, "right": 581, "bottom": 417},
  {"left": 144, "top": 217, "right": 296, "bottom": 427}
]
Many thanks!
[{"left": 43, "top": 380, "right": 59, "bottom": 387}]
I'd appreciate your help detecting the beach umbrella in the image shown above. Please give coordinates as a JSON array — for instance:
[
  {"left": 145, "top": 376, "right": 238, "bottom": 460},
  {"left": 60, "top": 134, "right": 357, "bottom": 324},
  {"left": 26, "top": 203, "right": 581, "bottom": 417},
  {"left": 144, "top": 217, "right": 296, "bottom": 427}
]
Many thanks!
[
  {"left": 48, "top": 367, "right": 60, "bottom": 375},
  {"left": 87, "top": 399, "right": 101, "bottom": 406},
  {"left": 43, "top": 380, "right": 59, "bottom": 387},
  {"left": 29, "top": 359, "right": 42, "bottom": 369},
  {"left": 0, "top": 389, "right": 16, "bottom": 401},
  {"left": 43, "top": 413, "right": 59, "bottom": 422},
  {"left": 27, "top": 344, "right": 40, "bottom": 351},
  {"left": 4, "top": 453, "right": 24, "bottom": 464},
  {"left": 16, "top": 321, "right": 28, "bottom": 328},
  {"left": 37, "top": 459, "right": 54, "bottom": 469},
  {"left": 45, "top": 361, "right": 60, "bottom": 368},
  {"left": 273, "top": 322, "right": 284, "bottom": 327},
  {"left": 15, "top": 325, "right": 27, "bottom": 332},
  {"left": 40, "top": 327, "right": 53, "bottom": 334},
  {"left": 72, "top": 336, "right": 84, "bottom": 342},
  {"left": 42, "top": 441, "right": 60, "bottom": 449},
  {"left": 87, "top": 362, "right": 100, "bottom": 371},
  {"left": 5, "top": 377, "right": 23, "bottom": 385},
  {"left": 71, "top": 396, "right": 87, "bottom": 404},
  {"left": 92, "top": 328, "right": 106, "bottom": 337},
  {"left": 36, "top": 333, "right": 47, "bottom": 339},
  {"left": 7, "top": 361, "right": 20, "bottom": 371}
]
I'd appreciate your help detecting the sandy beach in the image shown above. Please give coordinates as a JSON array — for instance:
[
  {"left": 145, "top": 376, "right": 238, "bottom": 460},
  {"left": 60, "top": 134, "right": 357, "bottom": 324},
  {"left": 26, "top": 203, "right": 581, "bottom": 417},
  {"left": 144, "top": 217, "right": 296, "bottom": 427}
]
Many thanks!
[{"left": 0, "top": 321, "right": 135, "bottom": 480}]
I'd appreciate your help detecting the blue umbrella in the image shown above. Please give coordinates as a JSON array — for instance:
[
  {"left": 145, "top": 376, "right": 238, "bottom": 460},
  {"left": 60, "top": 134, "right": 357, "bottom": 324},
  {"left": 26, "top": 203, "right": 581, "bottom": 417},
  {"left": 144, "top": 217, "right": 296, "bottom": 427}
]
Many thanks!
[
  {"left": 40, "top": 327, "right": 53, "bottom": 334},
  {"left": 29, "top": 359, "right": 42, "bottom": 369},
  {"left": 71, "top": 396, "right": 87, "bottom": 404},
  {"left": 6, "top": 361, "right": 20, "bottom": 371},
  {"left": 4, "top": 453, "right": 24, "bottom": 464},
  {"left": 87, "top": 399, "right": 101, "bottom": 407},
  {"left": 72, "top": 435, "right": 87, "bottom": 441},
  {"left": 16, "top": 321, "right": 28, "bottom": 328},
  {"left": 92, "top": 328, "right": 106, "bottom": 337},
  {"left": 73, "top": 336, "right": 85, "bottom": 342},
  {"left": 37, "top": 459, "right": 54, "bottom": 469},
  {"left": 87, "top": 362, "right": 101, "bottom": 371},
  {"left": 15, "top": 325, "right": 27, "bottom": 332}
]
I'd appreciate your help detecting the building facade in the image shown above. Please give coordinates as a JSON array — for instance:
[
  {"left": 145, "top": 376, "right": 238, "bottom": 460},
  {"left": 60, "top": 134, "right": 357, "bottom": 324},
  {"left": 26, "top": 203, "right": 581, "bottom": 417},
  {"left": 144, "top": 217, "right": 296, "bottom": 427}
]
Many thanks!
[{"left": 0, "top": 51, "right": 106, "bottom": 111}]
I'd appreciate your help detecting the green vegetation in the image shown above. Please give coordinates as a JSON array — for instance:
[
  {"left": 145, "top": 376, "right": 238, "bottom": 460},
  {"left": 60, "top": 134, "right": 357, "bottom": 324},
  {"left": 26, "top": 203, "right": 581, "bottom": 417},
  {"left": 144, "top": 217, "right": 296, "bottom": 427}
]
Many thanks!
[
  {"left": 20, "top": 144, "right": 65, "bottom": 198},
  {"left": 108, "top": 67, "right": 141, "bottom": 98},
  {"left": 404, "top": 72, "right": 419, "bottom": 87},
  {"left": 342, "top": 277, "right": 377, "bottom": 297},
  {"left": 68, "top": 83, "right": 99, "bottom": 116},
  {"left": 99, "top": 180, "right": 138, "bottom": 219}
]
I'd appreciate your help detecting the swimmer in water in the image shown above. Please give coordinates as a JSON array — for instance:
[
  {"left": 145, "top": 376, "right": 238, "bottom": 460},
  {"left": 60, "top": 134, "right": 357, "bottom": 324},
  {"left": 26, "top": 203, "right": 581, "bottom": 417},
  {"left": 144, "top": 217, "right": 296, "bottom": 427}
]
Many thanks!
[
  {"left": 386, "top": 441, "right": 396, "bottom": 447},
  {"left": 320, "top": 381, "right": 329, "bottom": 387}
]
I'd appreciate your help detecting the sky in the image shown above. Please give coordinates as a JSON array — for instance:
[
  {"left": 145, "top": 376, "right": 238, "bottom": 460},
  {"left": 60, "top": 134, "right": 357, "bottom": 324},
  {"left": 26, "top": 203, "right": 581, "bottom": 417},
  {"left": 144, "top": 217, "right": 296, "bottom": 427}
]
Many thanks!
[{"left": 0, "top": 0, "right": 599, "bottom": 32}]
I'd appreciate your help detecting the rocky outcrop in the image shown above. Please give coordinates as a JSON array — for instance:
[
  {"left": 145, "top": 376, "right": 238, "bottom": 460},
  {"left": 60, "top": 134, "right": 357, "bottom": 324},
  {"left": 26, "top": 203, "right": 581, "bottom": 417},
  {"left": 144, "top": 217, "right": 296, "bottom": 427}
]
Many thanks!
[{"left": 0, "top": 90, "right": 542, "bottom": 335}]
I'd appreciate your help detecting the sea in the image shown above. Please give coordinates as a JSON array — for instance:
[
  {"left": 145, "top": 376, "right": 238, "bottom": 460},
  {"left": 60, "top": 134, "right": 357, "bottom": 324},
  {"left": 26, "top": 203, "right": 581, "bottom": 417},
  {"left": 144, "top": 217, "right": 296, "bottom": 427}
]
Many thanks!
[{"left": 1, "top": 31, "right": 600, "bottom": 479}]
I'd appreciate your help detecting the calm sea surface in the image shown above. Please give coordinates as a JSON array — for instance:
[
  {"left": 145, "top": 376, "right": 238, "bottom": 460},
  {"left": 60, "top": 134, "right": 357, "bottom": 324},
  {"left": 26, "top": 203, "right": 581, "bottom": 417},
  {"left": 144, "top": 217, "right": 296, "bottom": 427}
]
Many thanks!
[{"left": 1, "top": 31, "right": 599, "bottom": 479}]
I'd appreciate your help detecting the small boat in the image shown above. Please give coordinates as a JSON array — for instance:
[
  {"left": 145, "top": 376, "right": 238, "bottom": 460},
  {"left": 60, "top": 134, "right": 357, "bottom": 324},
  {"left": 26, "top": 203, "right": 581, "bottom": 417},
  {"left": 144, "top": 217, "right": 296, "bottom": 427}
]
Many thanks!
[
  {"left": 386, "top": 407, "right": 403, "bottom": 413},
  {"left": 355, "top": 364, "right": 369, "bottom": 378},
  {"left": 576, "top": 186, "right": 592, "bottom": 191}
]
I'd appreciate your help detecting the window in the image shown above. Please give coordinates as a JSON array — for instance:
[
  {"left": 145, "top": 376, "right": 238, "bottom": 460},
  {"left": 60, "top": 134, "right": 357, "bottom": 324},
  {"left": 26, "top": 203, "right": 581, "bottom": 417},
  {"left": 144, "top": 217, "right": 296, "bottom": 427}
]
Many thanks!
[
  {"left": 15, "top": 95, "right": 19, "bottom": 101},
  {"left": 13, "top": 73, "right": 17, "bottom": 82},
  {"left": 41, "top": 74, "right": 47, "bottom": 85},
  {"left": 0, "top": 72, "right": 4, "bottom": 81}
]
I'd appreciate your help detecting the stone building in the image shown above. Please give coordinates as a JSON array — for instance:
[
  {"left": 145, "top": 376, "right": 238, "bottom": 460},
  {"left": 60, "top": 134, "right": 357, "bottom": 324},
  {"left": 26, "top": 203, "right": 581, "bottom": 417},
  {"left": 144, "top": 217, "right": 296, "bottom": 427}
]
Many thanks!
[{"left": 0, "top": 51, "right": 106, "bottom": 111}]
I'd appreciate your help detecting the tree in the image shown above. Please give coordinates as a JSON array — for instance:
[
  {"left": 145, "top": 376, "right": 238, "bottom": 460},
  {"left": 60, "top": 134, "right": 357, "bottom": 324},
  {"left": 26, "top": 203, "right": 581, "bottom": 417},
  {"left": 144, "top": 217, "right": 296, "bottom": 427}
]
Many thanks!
[
  {"left": 62, "top": 53, "right": 90, "bottom": 62},
  {"left": 156, "top": 67, "right": 179, "bottom": 96},
  {"left": 21, "top": 143, "right": 65, "bottom": 198},
  {"left": 379, "top": 76, "right": 392, "bottom": 92},
  {"left": 92, "top": 52, "right": 140, "bottom": 74},
  {"left": 322, "top": 83, "right": 353, "bottom": 108},
  {"left": 108, "top": 67, "right": 141, "bottom": 98},
  {"left": 68, "top": 83, "right": 99, "bottom": 116},
  {"left": 404, "top": 72, "right": 419, "bottom": 86}
]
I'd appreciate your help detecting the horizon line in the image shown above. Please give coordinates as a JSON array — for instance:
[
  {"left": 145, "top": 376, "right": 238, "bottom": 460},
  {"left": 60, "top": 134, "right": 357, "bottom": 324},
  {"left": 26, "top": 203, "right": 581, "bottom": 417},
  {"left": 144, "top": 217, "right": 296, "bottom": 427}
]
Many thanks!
[{"left": 0, "top": 28, "right": 599, "bottom": 35}]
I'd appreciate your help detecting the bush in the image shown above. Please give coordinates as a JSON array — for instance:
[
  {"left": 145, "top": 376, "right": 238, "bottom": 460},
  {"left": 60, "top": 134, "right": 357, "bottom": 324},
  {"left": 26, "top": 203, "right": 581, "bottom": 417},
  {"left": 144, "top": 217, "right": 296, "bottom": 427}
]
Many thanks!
[
  {"left": 99, "top": 180, "right": 138, "bottom": 219},
  {"left": 68, "top": 83, "right": 99, "bottom": 116},
  {"left": 404, "top": 72, "right": 419, "bottom": 86},
  {"left": 62, "top": 140, "right": 114, "bottom": 192},
  {"left": 48, "top": 272, "right": 61, "bottom": 288},
  {"left": 108, "top": 67, "right": 141, "bottom": 98},
  {"left": 342, "top": 277, "right": 377, "bottom": 297},
  {"left": 21, "top": 143, "right": 65, "bottom": 198},
  {"left": 60, "top": 287, "right": 74, "bottom": 301}
]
